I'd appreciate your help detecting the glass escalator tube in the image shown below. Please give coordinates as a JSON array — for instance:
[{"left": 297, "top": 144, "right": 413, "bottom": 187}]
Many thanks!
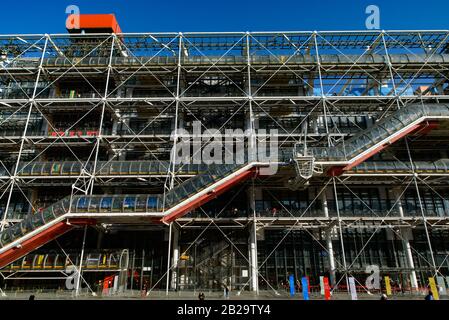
[
  {"left": 100, "top": 196, "right": 113, "bottom": 213},
  {"left": 172, "top": 184, "right": 190, "bottom": 203},
  {"left": 42, "top": 206, "right": 56, "bottom": 224},
  {"left": 60, "top": 162, "right": 71, "bottom": 176},
  {"left": 76, "top": 196, "right": 90, "bottom": 213},
  {"left": 30, "top": 210, "right": 46, "bottom": 231},
  {"left": 135, "top": 195, "right": 147, "bottom": 212},
  {"left": 434, "top": 159, "right": 449, "bottom": 173},
  {"left": 130, "top": 161, "right": 140, "bottom": 175},
  {"left": 123, "top": 195, "right": 137, "bottom": 212},
  {"left": 31, "top": 163, "right": 43, "bottom": 176},
  {"left": 112, "top": 196, "right": 123, "bottom": 212},
  {"left": 7, "top": 222, "right": 24, "bottom": 246},
  {"left": 42, "top": 162, "right": 52, "bottom": 176},
  {"left": 199, "top": 173, "right": 215, "bottom": 190},
  {"left": 147, "top": 196, "right": 159, "bottom": 211},
  {"left": 96, "top": 161, "right": 107, "bottom": 175},
  {"left": 110, "top": 162, "right": 120, "bottom": 175},
  {"left": 71, "top": 162, "right": 82, "bottom": 176},
  {"left": 148, "top": 162, "right": 158, "bottom": 175},
  {"left": 19, "top": 162, "right": 32, "bottom": 176},
  {"left": 50, "top": 162, "right": 62, "bottom": 175},
  {"left": 121, "top": 162, "right": 131, "bottom": 175},
  {"left": 0, "top": 228, "right": 13, "bottom": 247},
  {"left": 164, "top": 192, "right": 176, "bottom": 209},
  {"left": 88, "top": 196, "right": 101, "bottom": 213},
  {"left": 22, "top": 214, "right": 37, "bottom": 235},
  {"left": 52, "top": 199, "right": 66, "bottom": 217}
]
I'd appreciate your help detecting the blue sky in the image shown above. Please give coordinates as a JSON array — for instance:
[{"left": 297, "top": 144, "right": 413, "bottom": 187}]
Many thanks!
[{"left": 0, "top": 0, "right": 448, "bottom": 34}]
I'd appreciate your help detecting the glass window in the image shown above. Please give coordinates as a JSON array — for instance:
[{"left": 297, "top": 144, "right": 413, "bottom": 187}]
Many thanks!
[
  {"left": 52, "top": 202, "right": 65, "bottom": 216},
  {"left": 42, "top": 163, "right": 52, "bottom": 175},
  {"left": 76, "top": 197, "right": 89, "bottom": 212},
  {"left": 42, "top": 207, "right": 55, "bottom": 222},
  {"left": 100, "top": 197, "right": 113, "bottom": 212},
  {"left": 136, "top": 196, "right": 146, "bottom": 212},
  {"left": 98, "top": 162, "right": 109, "bottom": 175},
  {"left": 61, "top": 162, "right": 72, "bottom": 175},
  {"left": 112, "top": 197, "right": 123, "bottom": 212},
  {"left": 123, "top": 196, "right": 136, "bottom": 211},
  {"left": 110, "top": 162, "right": 120, "bottom": 174},
  {"left": 121, "top": 162, "right": 130, "bottom": 175},
  {"left": 149, "top": 162, "right": 158, "bottom": 173},
  {"left": 130, "top": 162, "right": 140, "bottom": 174},
  {"left": 20, "top": 163, "right": 32, "bottom": 176},
  {"left": 0, "top": 229, "right": 13, "bottom": 246},
  {"left": 31, "top": 163, "right": 43, "bottom": 175},
  {"left": 51, "top": 163, "right": 61, "bottom": 175},
  {"left": 147, "top": 196, "right": 158, "bottom": 210},
  {"left": 71, "top": 163, "right": 81, "bottom": 175},
  {"left": 89, "top": 197, "right": 100, "bottom": 212}
]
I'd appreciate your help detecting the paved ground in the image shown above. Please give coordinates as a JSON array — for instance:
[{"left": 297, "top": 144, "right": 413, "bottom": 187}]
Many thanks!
[{"left": 0, "top": 289, "right": 447, "bottom": 300}]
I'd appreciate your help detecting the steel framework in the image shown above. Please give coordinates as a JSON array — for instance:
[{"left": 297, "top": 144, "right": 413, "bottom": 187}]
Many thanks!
[{"left": 1, "top": 30, "right": 449, "bottom": 296}]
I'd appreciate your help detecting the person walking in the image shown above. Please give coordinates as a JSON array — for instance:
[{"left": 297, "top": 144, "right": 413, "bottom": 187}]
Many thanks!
[
  {"left": 224, "top": 284, "right": 230, "bottom": 299},
  {"left": 424, "top": 290, "right": 434, "bottom": 300},
  {"left": 141, "top": 281, "right": 148, "bottom": 298}
]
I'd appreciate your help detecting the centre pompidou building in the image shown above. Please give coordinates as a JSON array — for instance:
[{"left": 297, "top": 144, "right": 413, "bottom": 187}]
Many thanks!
[{"left": 0, "top": 15, "right": 448, "bottom": 296}]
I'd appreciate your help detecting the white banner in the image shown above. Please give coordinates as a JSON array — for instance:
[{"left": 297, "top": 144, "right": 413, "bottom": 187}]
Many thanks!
[
  {"left": 320, "top": 276, "right": 325, "bottom": 295},
  {"left": 349, "top": 277, "right": 358, "bottom": 300},
  {"left": 437, "top": 276, "right": 447, "bottom": 296}
]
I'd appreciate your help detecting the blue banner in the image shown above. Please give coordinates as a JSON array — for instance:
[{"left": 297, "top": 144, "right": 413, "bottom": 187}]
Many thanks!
[
  {"left": 302, "top": 277, "right": 309, "bottom": 300},
  {"left": 289, "top": 275, "right": 295, "bottom": 297}
]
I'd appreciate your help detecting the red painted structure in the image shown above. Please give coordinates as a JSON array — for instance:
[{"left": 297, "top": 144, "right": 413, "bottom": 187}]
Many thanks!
[
  {"left": 0, "top": 219, "right": 95, "bottom": 270},
  {"left": 327, "top": 121, "right": 439, "bottom": 176},
  {"left": 67, "top": 14, "right": 122, "bottom": 34},
  {"left": 161, "top": 168, "right": 257, "bottom": 223}
]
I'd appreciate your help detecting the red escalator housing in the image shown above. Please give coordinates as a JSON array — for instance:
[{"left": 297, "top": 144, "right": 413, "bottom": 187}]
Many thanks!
[
  {"left": 0, "top": 218, "right": 95, "bottom": 270},
  {"left": 162, "top": 168, "right": 257, "bottom": 223},
  {"left": 327, "top": 121, "right": 439, "bottom": 176}
]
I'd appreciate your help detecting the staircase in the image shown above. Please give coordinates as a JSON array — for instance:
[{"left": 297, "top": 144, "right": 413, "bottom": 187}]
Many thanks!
[
  {"left": 0, "top": 161, "right": 266, "bottom": 269},
  {"left": 295, "top": 103, "right": 449, "bottom": 176}
]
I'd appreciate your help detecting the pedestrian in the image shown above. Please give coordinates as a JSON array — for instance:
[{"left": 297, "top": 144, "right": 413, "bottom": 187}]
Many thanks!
[
  {"left": 224, "top": 285, "right": 230, "bottom": 299},
  {"left": 108, "top": 280, "right": 112, "bottom": 296},
  {"left": 142, "top": 281, "right": 148, "bottom": 298},
  {"left": 97, "top": 280, "right": 103, "bottom": 296},
  {"left": 424, "top": 290, "right": 434, "bottom": 300}
]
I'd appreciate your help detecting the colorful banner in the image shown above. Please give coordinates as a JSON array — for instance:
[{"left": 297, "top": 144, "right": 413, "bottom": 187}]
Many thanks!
[
  {"left": 289, "top": 274, "right": 295, "bottom": 297},
  {"left": 320, "top": 276, "right": 325, "bottom": 295},
  {"left": 436, "top": 276, "right": 446, "bottom": 296},
  {"left": 323, "top": 277, "right": 331, "bottom": 300},
  {"left": 385, "top": 276, "right": 392, "bottom": 296},
  {"left": 302, "top": 277, "right": 309, "bottom": 300},
  {"left": 429, "top": 277, "right": 440, "bottom": 300},
  {"left": 349, "top": 277, "right": 357, "bottom": 300}
]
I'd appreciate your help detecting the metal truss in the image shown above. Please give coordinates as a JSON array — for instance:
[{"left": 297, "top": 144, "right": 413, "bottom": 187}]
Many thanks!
[{"left": 1, "top": 30, "right": 449, "bottom": 295}]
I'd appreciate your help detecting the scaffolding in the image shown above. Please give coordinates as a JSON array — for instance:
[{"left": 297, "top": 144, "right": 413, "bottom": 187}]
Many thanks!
[{"left": 0, "top": 30, "right": 449, "bottom": 296}]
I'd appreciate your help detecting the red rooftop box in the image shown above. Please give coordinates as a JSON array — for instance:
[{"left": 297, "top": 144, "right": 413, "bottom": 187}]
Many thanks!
[{"left": 67, "top": 14, "right": 122, "bottom": 34}]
